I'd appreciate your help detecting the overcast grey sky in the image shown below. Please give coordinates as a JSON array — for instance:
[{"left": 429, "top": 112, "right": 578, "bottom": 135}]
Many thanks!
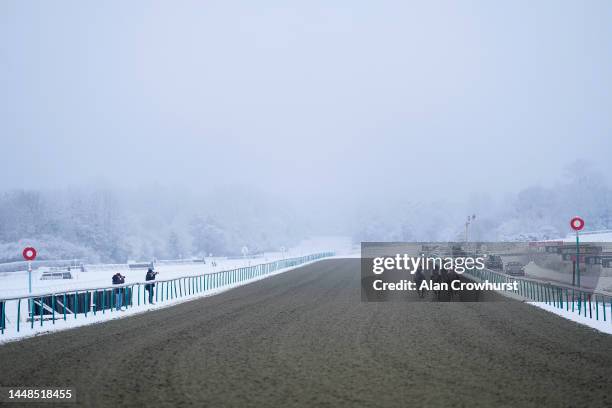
[{"left": 1, "top": 1, "right": 611, "bottom": 204}]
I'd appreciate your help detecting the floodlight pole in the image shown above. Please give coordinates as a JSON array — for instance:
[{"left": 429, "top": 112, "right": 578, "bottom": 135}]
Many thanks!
[{"left": 465, "top": 215, "right": 475, "bottom": 243}]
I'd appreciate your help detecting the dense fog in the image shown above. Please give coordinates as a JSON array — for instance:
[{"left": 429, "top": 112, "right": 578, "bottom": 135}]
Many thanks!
[
  {"left": 0, "top": 160, "right": 610, "bottom": 262},
  {"left": 1, "top": 2, "right": 611, "bottom": 261}
]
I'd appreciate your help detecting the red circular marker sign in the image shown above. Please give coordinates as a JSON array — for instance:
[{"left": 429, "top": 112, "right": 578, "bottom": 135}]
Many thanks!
[
  {"left": 22, "top": 247, "right": 37, "bottom": 261},
  {"left": 570, "top": 217, "right": 585, "bottom": 231}
]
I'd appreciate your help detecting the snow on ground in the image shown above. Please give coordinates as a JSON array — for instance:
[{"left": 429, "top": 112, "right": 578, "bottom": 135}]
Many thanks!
[
  {"left": 0, "top": 257, "right": 329, "bottom": 344},
  {"left": 529, "top": 302, "right": 612, "bottom": 335},
  {"left": 0, "top": 236, "right": 352, "bottom": 344},
  {"left": 0, "top": 256, "right": 277, "bottom": 299},
  {"left": 465, "top": 268, "right": 612, "bottom": 335},
  {"left": 0, "top": 236, "right": 352, "bottom": 299},
  {"left": 562, "top": 230, "right": 612, "bottom": 243}
]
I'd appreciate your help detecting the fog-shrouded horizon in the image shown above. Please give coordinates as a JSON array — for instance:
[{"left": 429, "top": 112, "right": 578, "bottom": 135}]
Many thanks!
[{"left": 1, "top": 1, "right": 611, "bottom": 261}]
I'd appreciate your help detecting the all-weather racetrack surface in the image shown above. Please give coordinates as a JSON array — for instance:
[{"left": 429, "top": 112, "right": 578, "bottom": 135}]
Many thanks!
[{"left": 1, "top": 259, "right": 611, "bottom": 407}]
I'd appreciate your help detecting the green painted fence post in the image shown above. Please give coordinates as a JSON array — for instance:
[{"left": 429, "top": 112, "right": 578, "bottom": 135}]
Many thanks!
[
  {"left": 1, "top": 301, "right": 5, "bottom": 334},
  {"left": 51, "top": 296, "right": 56, "bottom": 324},
  {"left": 548, "top": 286, "right": 552, "bottom": 305},
  {"left": 17, "top": 299, "right": 20, "bottom": 332},
  {"left": 30, "top": 298, "right": 34, "bottom": 329}
]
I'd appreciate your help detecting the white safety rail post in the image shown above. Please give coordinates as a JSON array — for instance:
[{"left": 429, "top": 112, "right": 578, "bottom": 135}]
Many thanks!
[
  {"left": 570, "top": 216, "right": 585, "bottom": 288},
  {"left": 22, "top": 247, "right": 37, "bottom": 294}
]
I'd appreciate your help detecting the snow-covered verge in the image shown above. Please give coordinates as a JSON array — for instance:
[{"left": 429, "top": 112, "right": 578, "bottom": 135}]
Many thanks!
[
  {"left": 464, "top": 268, "right": 612, "bottom": 335},
  {"left": 529, "top": 301, "right": 612, "bottom": 334},
  {"left": 0, "top": 253, "right": 334, "bottom": 345}
]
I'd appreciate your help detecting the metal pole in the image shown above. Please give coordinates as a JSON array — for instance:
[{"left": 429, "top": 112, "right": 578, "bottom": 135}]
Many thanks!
[
  {"left": 28, "top": 262, "right": 32, "bottom": 294},
  {"left": 576, "top": 231, "right": 580, "bottom": 288}
]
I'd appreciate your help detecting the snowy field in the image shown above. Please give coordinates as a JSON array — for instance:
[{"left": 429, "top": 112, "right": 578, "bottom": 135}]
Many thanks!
[
  {"left": 0, "top": 236, "right": 354, "bottom": 299},
  {"left": 0, "top": 237, "right": 358, "bottom": 343},
  {"left": 0, "top": 255, "right": 335, "bottom": 344}
]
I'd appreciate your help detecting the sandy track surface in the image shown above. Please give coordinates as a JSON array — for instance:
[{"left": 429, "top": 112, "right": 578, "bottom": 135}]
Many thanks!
[{"left": 1, "top": 259, "right": 611, "bottom": 407}]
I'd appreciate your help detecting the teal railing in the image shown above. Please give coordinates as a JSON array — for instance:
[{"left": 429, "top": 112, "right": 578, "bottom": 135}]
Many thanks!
[
  {"left": 464, "top": 267, "right": 612, "bottom": 323},
  {"left": 0, "top": 252, "right": 334, "bottom": 337}
]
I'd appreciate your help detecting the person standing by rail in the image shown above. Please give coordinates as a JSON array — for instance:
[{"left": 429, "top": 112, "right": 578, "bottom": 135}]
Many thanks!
[
  {"left": 145, "top": 268, "right": 158, "bottom": 304},
  {"left": 112, "top": 272, "right": 126, "bottom": 310}
]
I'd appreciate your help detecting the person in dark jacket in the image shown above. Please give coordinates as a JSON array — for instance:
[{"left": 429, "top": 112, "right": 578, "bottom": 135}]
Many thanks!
[
  {"left": 112, "top": 272, "right": 126, "bottom": 310},
  {"left": 145, "top": 268, "right": 158, "bottom": 304}
]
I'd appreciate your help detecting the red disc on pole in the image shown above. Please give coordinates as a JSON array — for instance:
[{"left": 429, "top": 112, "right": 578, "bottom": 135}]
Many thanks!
[
  {"left": 22, "top": 247, "right": 37, "bottom": 261},
  {"left": 570, "top": 217, "right": 585, "bottom": 231}
]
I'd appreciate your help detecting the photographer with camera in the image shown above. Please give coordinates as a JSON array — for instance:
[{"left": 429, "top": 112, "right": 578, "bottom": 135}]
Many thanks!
[
  {"left": 112, "top": 272, "right": 126, "bottom": 311},
  {"left": 145, "top": 268, "right": 158, "bottom": 304}
]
